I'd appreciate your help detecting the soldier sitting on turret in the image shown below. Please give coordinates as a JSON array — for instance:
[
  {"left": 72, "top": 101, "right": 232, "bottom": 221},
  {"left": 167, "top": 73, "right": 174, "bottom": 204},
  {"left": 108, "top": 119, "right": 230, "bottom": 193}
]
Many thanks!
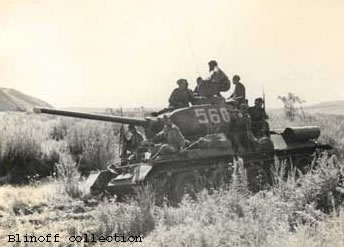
[
  {"left": 248, "top": 98, "right": 270, "bottom": 138},
  {"left": 152, "top": 115, "right": 188, "bottom": 158},
  {"left": 120, "top": 124, "right": 144, "bottom": 163},
  {"left": 151, "top": 79, "right": 194, "bottom": 117},
  {"left": 227, "top": 75, "right": 246, "bottom": 106},
  {"left": 193, "top": 77, "right": 203, "bottom": 96},
  {"left": 169, "top": 79, "right": 194, "bottom": 109}
]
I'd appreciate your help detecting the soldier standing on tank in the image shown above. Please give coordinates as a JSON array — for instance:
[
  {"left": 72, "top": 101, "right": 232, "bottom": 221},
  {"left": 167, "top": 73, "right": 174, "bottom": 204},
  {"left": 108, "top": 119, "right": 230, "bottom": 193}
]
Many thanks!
[
  {"left": 248, "top": 97, "right": 270, "bottom": 138},
  {"left": 120, "top": 124, "right": 144, "bottom": 163},
  {"left": 152, "top": 115, "right": 187, "bottom": 158},
  {"left": 232, "top": 103, "right": 258, "bottom": 154},
  {"left": 228, "top": 75, "right": 246, "bottom": 106}
]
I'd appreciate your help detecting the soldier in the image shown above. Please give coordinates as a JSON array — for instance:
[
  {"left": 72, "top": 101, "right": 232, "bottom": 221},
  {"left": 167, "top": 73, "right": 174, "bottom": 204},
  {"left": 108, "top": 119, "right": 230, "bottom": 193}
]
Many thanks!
[
  {"left": 152, "top": 115, "right": 187, "bottom": 158},
  {"left": 169, "top": 78, "right": 194, "bottom": 109},
  {"left": 208, "top": 60, "right": 231, "bottom": 94},
  {"left": 201, "top": 60, "right": 230, "bottom": 97},
  {"left": 193, "top": 77, "right": 203, "bottom": 96},
  {"left": 151, "top": 79, "right": 193, "bottom": 117},
  {"left": 232, "top": 103, "right": 258, "bottom": 154},
  {"left": 248, "top": 97, "right": 270, "bottom": 138},
  {"left": 228, "top": 75, "right": 246, "bottom": 106},
  {"left": 120, "top": 124, "right": 144, "bottom": 163}
]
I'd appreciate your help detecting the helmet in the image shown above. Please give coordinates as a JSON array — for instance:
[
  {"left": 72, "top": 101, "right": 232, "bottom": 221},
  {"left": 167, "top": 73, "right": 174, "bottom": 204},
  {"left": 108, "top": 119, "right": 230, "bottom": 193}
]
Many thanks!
[{"left": 177, "top": 79, "right": 188, "bottom": 86}]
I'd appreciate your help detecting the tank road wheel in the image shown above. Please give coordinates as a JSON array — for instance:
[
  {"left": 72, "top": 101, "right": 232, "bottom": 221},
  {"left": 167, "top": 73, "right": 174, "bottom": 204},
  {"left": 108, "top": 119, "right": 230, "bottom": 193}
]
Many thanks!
[
  {"left": 246, "top": 164, "right": 271, "bottom": 192},
  {"left": 173, "top": 172, "right": 203, "bottom": 203}
]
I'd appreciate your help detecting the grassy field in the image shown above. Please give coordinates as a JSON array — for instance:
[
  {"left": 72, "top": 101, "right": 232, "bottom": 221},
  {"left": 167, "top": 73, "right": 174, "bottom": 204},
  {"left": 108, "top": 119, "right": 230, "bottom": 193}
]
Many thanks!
[{"left": 0, "top": 110, "right": 343, "bottom": 247}]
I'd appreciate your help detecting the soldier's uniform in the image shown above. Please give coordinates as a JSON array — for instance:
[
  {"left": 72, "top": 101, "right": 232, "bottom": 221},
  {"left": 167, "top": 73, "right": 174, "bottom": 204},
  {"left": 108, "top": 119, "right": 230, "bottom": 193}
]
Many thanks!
[
  {"left": 169, "top": 88, "right": 194, "bottom": 109},
  {"left": 151, "top": 79, "right": 193, "bottom": 117},
  {"left": 231, "top": 104, "right": 258, "bottom": 154},
  {"left": 123, "top": 132, "right": 144, "bottom": 152},
  {"left": 248, "top": 100, "right": 270, "bottom": 138},
  {"left": 230, "top": 81, "right": 246, "bottom": 106},
  {"left": 209, "top": 67, "right": 230, "bottom": 92},
  {"left": 200, "top": 61, "right": 230, "bottom": 97},
  {"left": 121, "top": 127, "right": 144, "bottom": 163},
  {"left": 152, "top": 121, "right": 187, "bottom": 158}
]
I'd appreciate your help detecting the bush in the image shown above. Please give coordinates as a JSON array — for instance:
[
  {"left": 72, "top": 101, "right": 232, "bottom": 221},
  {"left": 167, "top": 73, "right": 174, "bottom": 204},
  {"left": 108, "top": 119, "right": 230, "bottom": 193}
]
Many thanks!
[
  {"left": 55, "top": 154, "right": 84, "bottom": 199},
  {"left": 0, "top": 113, "right": 61, "bottom": 183},
  {"left": 65, "top": 120, "right": 119, "bottom": 174}
]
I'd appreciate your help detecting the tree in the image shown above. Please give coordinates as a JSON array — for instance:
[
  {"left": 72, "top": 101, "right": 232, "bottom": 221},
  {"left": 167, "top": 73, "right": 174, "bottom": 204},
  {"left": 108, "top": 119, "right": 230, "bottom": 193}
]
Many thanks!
[{"left": 278, "top": 93, "right": 305, "bottom": 121}]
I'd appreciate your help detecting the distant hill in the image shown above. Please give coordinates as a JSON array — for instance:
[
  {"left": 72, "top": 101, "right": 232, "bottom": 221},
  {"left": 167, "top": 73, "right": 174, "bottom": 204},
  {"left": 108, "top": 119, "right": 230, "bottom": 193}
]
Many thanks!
[
  {"left": 0, "top": 88, "right": 52, "bottom": 112},
  {"left": 303, "top": 101, "right": 344, "bottom": 115},
  {"left": 268, "top": 100, "right": 344, "bottom": 116}
]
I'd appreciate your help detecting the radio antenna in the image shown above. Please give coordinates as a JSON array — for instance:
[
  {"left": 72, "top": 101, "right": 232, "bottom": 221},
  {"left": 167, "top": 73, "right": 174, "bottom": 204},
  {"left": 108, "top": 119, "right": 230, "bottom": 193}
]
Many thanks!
[{"left": 184, "top": 32, "right": 202, "bottom": 77}]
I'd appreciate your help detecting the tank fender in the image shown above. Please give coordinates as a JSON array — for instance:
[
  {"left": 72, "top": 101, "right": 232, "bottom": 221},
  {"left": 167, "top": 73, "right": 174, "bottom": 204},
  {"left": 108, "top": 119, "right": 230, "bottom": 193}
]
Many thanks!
[{"left": 132, "top": 164, "right": 153, "bottom": 183}]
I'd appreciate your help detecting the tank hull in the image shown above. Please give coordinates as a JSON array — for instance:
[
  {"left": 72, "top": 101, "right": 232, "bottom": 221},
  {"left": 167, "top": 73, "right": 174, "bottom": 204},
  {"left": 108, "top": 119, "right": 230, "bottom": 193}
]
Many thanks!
[{"left": 86, "top": 137, "right": 332, "bottom": 201}]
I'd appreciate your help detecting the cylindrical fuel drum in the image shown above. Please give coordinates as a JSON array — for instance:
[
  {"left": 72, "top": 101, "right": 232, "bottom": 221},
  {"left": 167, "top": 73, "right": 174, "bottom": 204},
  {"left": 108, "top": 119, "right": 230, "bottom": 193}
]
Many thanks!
[{"left": 283, "top": 126, "right": 320, "bottom": 142}]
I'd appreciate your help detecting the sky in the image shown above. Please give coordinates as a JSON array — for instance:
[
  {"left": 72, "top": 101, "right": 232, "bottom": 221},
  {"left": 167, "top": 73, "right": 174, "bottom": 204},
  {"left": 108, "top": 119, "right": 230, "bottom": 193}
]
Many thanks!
[{"left": 0, "top": 0, "right": 343, "bottom": 108}]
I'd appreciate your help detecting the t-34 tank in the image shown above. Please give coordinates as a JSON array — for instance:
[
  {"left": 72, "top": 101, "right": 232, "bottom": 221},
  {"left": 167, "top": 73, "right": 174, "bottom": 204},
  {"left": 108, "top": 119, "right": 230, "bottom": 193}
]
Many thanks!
[{"left": 34, "top": 103, "right": 332, "bottom": 202}]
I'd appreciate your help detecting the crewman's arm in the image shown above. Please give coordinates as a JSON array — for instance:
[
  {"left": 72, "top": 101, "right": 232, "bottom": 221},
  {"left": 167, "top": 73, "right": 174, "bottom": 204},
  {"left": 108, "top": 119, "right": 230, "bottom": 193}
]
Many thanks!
[{"left": 153, "top": 129, "right": 165, "bottom": 143}]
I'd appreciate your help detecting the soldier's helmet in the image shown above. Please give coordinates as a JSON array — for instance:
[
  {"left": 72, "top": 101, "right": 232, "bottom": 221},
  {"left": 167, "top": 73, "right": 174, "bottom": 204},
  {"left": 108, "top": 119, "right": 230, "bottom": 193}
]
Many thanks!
[
  {"left": 255, "top": 97, "right": 264, "bottom": 104},
  {"left": 177, "top": 79, "right": 188, "bottom": 86}
]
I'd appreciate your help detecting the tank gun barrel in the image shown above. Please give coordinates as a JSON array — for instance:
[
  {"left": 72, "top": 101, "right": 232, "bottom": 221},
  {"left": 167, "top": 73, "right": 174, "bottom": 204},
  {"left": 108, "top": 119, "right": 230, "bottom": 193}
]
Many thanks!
[{"left": 34, "top": 107, "right": 150, "bottom": 127}]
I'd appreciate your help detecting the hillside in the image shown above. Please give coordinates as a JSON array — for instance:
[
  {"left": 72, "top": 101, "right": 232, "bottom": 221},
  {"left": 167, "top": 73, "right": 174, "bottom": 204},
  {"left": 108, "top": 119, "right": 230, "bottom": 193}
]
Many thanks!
[
  {"left": 304, "top": 100, "right": 344, "bottom": 115},
  {"left": 0, "top": 88, "right": 52, "bottom": 111},
  {"left": 268, "top": 100, "right": 344, "bottom": 116}
]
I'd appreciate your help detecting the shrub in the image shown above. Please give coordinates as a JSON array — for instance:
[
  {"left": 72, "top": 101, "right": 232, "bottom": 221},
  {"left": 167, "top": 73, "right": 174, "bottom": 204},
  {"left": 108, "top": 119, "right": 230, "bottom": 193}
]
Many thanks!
[
  {"left": 55, "top": 154, "right": 84, "bottom": 199},
  {"left": 0, "top": 113, "right": 61, "bottom": 183},
  {"left": 65, "top": 120, "right": 119, "bottom": 174}
]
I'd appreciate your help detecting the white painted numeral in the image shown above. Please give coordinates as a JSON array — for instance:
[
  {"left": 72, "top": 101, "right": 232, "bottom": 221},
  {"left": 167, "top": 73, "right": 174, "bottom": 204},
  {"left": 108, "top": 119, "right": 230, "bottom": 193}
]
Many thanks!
[
  {"left": 195, "top": 107, "right": 231, "bottom": 124},
  {"left": 208, "top": 109, "right": 221, "bottom": 123},
  {"left": 220, "top": 108, "right": 230, "bottom": 122},
  {"left": 195, "top": 108, "right": 209, "bottom": 124}
]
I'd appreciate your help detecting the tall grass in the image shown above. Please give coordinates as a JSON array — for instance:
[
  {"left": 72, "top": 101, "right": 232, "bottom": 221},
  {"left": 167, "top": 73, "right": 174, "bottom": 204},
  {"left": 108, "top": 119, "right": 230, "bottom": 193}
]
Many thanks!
[
  {"left": 0, "top": 113, "right": 121, "bottom": 182},
  {"left": 0, "top": 110, "right": 344, "bottom": 246},
  {"left": 0, "top": 113, "right": 61, "bottom": 183},
  {"left": 65, "top": 120, "right": 119, "bottom": 173},
  {"left": 0, "top": 143, "right": 343, "bottom": 245}
]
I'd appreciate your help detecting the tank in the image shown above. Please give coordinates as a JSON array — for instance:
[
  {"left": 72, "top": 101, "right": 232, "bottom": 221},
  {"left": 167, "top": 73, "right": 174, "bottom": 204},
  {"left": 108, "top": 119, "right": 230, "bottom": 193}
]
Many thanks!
[{"left": 34, "top": 103, "right": 332, "bottom": 202}]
